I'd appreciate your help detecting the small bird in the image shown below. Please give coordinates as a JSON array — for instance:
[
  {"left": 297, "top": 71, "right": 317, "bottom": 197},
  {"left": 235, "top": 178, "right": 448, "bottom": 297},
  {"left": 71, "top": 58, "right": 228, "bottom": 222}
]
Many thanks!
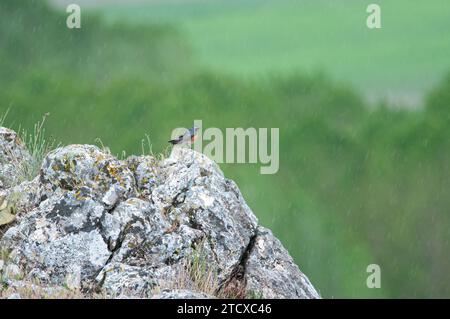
[{"left": 168, "top": 126, "right": 199, "bottom": 145}]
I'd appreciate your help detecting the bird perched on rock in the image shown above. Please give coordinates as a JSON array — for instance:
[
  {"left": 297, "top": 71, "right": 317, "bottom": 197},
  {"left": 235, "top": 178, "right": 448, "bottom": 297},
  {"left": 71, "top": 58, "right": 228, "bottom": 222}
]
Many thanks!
[{"left": 168, "top": 126, "right": 199, "bottom": 145}]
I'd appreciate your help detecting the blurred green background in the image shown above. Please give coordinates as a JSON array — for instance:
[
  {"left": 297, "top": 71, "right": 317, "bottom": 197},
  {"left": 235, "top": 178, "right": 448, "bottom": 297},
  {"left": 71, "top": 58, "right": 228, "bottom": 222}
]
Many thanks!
[{"left": 1, "top": 0, "right": 450, "bottom": 298}]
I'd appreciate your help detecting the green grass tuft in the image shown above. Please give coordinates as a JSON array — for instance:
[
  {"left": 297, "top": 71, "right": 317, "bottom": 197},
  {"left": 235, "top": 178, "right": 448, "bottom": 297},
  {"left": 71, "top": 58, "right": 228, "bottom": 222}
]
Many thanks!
[{"left": 17, "top": 113, "right": 58, "bottom": 182}]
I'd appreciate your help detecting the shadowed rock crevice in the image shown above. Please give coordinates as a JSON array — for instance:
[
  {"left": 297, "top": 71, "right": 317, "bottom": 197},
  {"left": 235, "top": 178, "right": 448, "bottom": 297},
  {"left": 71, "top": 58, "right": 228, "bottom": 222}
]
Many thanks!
[
  {"left": 0, "top": 128, "right": 319, "bottom": 299},
  {"left": 217, "top": 231, "right": 258, "bottom": 298}
]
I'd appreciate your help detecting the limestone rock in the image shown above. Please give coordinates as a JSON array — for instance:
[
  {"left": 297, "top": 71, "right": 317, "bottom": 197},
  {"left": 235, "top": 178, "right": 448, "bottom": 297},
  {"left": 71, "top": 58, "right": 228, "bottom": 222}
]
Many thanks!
[{"left": 0, "top": 130, "right": 319, "bottom": 299}]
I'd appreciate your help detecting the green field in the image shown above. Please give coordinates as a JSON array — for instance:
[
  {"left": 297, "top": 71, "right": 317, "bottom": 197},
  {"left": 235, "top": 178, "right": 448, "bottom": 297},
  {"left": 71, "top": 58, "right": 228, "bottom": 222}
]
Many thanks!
[
  {"left": 1, "top": 1, "right": 450, "bottom": 298},
  {"left": 96, "top": 0, "right": 450, "bottom": 105}
]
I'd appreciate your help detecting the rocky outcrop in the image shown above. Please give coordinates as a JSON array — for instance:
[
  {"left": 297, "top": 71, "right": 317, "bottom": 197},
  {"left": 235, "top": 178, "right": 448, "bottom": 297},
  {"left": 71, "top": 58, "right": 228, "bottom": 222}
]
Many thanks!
[{"left": 0, "top": 127, "right": 319, "bottom": 299}]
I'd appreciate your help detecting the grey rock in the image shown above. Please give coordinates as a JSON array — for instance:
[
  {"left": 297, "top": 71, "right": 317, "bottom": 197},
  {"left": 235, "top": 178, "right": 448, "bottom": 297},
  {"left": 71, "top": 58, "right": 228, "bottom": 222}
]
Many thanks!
[
  {"left": 1, "top": 192, "right": 111, "bottom": 286},
  {"left": 152, "top": 147, "right": 259, "bottom": 282},
  {"left": 126, "top": 155, "right": 160, "bottom": 196},
  {"left": 0, "top": 135, "right": 319, "bottom": 299},
  {"left": 97, "top": 263, "right": 157, "bottom": 298},
  {"left": 40, "top": 144, "right": 136, "bottom": 201},
  {"left": 102, "top": 184, "right": 123, "bottom": 209}
]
